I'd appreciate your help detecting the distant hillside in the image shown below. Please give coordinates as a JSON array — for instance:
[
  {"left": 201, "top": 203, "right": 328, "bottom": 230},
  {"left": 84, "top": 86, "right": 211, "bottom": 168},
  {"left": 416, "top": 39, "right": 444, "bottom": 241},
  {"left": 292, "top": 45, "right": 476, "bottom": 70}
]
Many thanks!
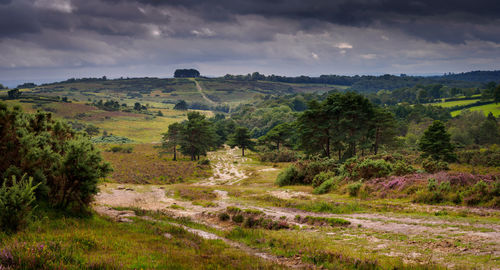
[
  {"left": 436, "top": 70, "right": 500, "bottom": 82},
  {"left": 224, "top": 70, "right": 500, "bottom": 92}
]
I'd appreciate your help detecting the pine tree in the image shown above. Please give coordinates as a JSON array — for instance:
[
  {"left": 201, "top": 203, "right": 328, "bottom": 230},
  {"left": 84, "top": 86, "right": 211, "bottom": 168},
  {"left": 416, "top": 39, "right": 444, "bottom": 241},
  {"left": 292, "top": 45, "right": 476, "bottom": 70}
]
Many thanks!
[
  {"left": 418, "top": 120, "right": 456, "bottom": 161},
  {"left": 163, "top": 122, "right": 183, "bottom": 161},
  {"left": 228, "top": 126, "right": 255, "bottom": 157}
]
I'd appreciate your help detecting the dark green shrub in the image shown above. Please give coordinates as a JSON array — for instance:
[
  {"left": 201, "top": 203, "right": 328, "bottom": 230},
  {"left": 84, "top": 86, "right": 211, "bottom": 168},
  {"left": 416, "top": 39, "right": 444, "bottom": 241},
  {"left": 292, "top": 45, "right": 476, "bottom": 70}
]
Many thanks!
[
  {"left": 339, "top": 158, "right": 392, "bottom": 180},
  {"left": 108, "top": 145, "right": 133, "bottom": 153},
  {"left": 347, "top": 182, "right": 362, "bottom": 197},
  {"left": 422, "top": 158, "right": 449, "bottom": 173},
  {"left": 427, "top": 178, "right": 437, "bottom": 191},
  {"left": 312, "top": 171, "right": 336, "bottom": 188},
  {"left": 313, "top": 176, "right": 342, "bottom": 195},
  {"left": 275, "top": 165, "right": 299, "bottom": 186},
  {"left": 457, "top": 149, "right": 500, "bottom": 167},
  {"left": 197, "top": 159, "right": 210, "bottom": 165},
  {"left": 0, "top": 175, "right": 39, "bottom": 232},
  {"left": 0, "top": 104, "right": 112, "bottom": 213},
  {"left": 356, "top": 159, "right": 392, "bottom": 179},
  {"left": 392, "top": 161, "right": 416, "bottom": 176},
  {"left": 218, "top": 212, "right": 229, "bottom": 221},
  {"left": 232, "top": 214, "right": 244, "bottom": 223}
]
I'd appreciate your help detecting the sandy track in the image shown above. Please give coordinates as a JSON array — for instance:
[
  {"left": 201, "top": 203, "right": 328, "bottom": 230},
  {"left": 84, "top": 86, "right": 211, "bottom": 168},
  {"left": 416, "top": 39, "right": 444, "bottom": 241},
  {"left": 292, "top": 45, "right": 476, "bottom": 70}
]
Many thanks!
[{"left": 94, "top": 147, "right": 500, "bottom": 268}]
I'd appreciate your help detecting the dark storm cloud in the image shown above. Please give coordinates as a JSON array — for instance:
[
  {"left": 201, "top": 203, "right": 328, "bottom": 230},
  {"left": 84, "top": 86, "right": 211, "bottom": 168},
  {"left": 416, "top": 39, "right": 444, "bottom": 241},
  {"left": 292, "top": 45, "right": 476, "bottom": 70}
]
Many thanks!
[
  {"left": 1, "top": 0, "right": 499, "bottom": 43},
  {"left": 128, "top": 0, "right": 500, "bottom": 43},
  {"left": 0, "top": 0, "right": 499, "bottom": 82}
]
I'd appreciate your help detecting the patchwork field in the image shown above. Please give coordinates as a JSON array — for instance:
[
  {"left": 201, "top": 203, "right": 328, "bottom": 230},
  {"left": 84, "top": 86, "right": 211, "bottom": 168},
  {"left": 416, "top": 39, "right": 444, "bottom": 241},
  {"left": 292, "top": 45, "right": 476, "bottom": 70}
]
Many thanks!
[{"left": 451, "top": 102, "right": 500, "bottom": 117}]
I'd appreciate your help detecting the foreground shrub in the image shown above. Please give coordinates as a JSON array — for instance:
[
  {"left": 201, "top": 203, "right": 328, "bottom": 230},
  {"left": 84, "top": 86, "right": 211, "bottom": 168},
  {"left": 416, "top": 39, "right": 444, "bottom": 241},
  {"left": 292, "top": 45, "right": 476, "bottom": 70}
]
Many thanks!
[
  {"left": 392, "top": 161, "right": 416, "bottom": 176},
  {"left": 356, "top": 159, "right": 392, "bottom": 179},
  {"left": 422, "top": 158, "right": 449, "bottom": 173},
  {"left": 339, "top": 157, "right": 392, "bottom": 180},
  {"left": 0, "top": 103, "right": 112, "bottom": 214},
  {"left": 312, "top": 171, "right": 336, "bottom": 188},
  {"left": 347, "top": 182, "right": 363, "bottom": 197},
  {"left": 0, "top": 175, "right": 39, "bottom": 232},
  {"left": 313, "top": 176, "right": 343, "bottom": 195},
  {"left": 275, "top": 165, "right": 300, "bottom": 186}
]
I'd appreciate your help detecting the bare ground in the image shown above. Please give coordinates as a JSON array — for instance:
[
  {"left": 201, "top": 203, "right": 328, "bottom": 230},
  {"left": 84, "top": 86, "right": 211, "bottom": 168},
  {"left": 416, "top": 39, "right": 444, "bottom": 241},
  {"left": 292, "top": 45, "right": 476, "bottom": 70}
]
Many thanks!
[{"left": 94, "top": 147, "right": 500, "bottom": 269}]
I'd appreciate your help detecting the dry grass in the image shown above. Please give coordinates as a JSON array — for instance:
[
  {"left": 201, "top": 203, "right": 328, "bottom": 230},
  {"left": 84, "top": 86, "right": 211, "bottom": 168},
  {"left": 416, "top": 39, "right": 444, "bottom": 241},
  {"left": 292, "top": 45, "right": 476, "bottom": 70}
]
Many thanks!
[{"left": 101, "top": 143, "right": 211, "bottom": 184}]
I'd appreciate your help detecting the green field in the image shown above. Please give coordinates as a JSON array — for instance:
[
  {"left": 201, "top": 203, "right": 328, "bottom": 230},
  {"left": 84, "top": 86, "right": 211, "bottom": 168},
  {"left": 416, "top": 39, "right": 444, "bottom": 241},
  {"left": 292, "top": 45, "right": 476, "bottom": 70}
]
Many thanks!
[
  {"left": 429, "top": 99, "right": 480, "bottom": 108},
  {"left": 451, "top": 102, "right": 500, "bottom": 117}
]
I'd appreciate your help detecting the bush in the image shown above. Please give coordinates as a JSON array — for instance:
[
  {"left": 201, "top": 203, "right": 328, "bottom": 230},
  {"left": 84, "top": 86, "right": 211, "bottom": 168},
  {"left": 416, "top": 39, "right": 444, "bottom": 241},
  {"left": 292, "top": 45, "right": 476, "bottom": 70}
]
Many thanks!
[
  {"left": 422, "top": 158, "right": 449, "bottom": 173},
  {"left": 258, "top": 150, "right": 297, "bottom": 162},
  {"left": 312, "top": 171, "right": 336, "bottom": 188},
  {"left": 356, "top": 159, "right": 392, "bottom": 179},
  {"left": 91, "top": 135, "right": 133, "bottom": 144},
  {"left": 347, "top": 182, "right": 363, "bottom": 197},
  {"left": 0, "top": 175, "right": 39, "bottom": 232},
  {"left": 108, "top": 145, "right": 133, "bottom": 153},
  {"left": 313, "top": 176, "right": 343, "bottom": 195},
  {"left": 218, "top": 212, "right": 229, "bottom": 221},
  {"left": 275, "top": 165, "right": 299, "bottom": 186},
  {"left": 0, "top": 104, "right": 112, "bottom": 214},
  {"left": 457, "top": 148, "right": 500, "bottom": 167},
  {"left": 339, "top": 158, "right": 392, "bottom": 180},
  {"left": 232, "top": 214, "right": 244, "bottom": 223},
  {"left": 392, "top": 161, "right": 416, "bottom": 176},
  {"left": 197, "top": 159, "right": 210, "bottom": 166}
]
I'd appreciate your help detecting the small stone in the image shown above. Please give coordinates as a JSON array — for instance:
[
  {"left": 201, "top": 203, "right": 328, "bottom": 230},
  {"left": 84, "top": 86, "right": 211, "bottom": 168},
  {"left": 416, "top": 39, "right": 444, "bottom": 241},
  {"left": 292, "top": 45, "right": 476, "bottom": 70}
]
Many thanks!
[{"left": 163, "top": 233, "right": 173, "bottom": 239}]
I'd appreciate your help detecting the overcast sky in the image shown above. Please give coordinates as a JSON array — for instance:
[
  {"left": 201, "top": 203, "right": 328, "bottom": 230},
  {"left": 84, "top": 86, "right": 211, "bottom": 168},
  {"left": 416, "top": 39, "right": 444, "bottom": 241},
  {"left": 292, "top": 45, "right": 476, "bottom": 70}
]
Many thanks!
[{"left": 1, "top": 0, "right": 500, "bottom": 86}]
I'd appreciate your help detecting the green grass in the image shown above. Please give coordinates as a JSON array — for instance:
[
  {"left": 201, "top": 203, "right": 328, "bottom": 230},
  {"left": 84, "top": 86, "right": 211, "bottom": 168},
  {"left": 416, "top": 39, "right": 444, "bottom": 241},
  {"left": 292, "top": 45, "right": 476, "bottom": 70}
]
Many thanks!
[
  {"left": 0, "top": 214, "right": 278, "bottom": 269},
  {"left": 429, "top": 99, "right": 480, "bottom": 108},
  {"left": 451, "top": 102, "right": 500, "bottom": 117}
]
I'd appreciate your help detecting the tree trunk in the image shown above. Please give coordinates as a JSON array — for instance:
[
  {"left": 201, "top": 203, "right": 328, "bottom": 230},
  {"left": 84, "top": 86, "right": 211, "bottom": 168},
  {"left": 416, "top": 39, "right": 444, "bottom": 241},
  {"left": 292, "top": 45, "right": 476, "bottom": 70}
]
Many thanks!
[
  {"left": 374, "top": 127, "right": 380, "bottom": 155},
  {"left": 173, "top": 146, "right": 177, "bottom": 161},
  {"left": 276, "top": 141, "right": 280, "bottom": 152},
  {"left": 242, "top": 146, "right": 245, "bottom": 157}
]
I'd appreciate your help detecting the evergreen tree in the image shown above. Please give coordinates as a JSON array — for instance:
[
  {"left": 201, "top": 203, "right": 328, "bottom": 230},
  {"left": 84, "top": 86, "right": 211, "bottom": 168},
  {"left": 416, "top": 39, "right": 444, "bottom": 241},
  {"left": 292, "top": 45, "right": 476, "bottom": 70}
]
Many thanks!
[
  {"left": 259, "top": 123, "right": 291, "bottom": 151},
  {"left": 179, "top": 112, "right": 217, "bottom": 160},
  {"left": 371, "top": 108, "right": 397, "bottom": 155},
  {"left": 162, "top": 122, "right": 183, "bottom": 161},
  {"left": 174, "top": 100, "right": 188, "bottom": 110},
  {"left": 228, "top": 126, "right": 255, "bottom": 156},
  {"left": 0, "top": 102, "right": 111, "bottom": 212},
  {"left": 418, "top": 120, "right": 456, "bottom": 161},
  {"left": 477, "top": 113, "right": 499, "bottom": 145}
]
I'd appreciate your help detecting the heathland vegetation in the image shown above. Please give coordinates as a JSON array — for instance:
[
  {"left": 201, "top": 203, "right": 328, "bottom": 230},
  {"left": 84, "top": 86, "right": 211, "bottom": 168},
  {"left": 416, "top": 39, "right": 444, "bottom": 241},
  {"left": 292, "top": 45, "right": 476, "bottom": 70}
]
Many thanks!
[{"left": 1, "top": 71, "right": 499, "bottom": 269}]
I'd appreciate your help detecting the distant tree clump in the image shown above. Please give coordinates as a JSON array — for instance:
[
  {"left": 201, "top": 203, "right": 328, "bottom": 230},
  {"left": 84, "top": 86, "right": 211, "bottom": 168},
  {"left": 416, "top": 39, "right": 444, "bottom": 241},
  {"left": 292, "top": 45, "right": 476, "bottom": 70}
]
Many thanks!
[
  {"left": 174, "top": 100, "right": 188, "bottom": 110},
  {"left": 418, "top": 120, "right": 456, "bottom": 162},
  {"left": 17, "top": 82, "right": 37, "bottom": 88},
  {"left": 296, "top": 92, "right": 396, "bottom": 160},
  {"left": 174, "top": 69, "right": 200, "bottom": 78},
  {"left": 7, "top": 89, "right": 21, "bottom": 99}
]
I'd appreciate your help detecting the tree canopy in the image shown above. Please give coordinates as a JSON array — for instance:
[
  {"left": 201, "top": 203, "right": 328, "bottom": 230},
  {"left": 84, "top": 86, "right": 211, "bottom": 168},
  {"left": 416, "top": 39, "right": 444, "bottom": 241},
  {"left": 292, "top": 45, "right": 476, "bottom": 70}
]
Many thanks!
[
  {"left": 228, "top": 126, "right": 255, "bottom": 157},
  {"left": 418, "top": 120, "right": 456, "bottom": 161},
  {"left": 174, "top": 69, "right": 200, "bottom": 78}
]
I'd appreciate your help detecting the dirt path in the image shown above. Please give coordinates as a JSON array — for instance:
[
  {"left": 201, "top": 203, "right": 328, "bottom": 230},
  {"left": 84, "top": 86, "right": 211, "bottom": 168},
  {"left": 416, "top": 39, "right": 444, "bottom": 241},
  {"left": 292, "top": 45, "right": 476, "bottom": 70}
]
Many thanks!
[
  {"left": 192, "top": 79, "right": 217, "bottom": 105},
  {"left": 94, "top": 147, "right": 500, "bottom": 268},
  {"left": 196, "top": 146, "right": 248, "bottom": 185}
]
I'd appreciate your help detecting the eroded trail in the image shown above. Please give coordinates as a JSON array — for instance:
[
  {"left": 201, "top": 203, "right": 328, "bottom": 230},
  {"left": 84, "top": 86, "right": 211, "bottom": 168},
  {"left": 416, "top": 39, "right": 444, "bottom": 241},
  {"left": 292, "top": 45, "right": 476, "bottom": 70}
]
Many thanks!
[
  {"left": 94, "top": 147, "right": 500, "bottom": 269},
  {"left": 196, "top": 145, "right": 249, "bottom": 185},
  {"left": 192, "top": 79, "right": 216, "bottom": 105}
]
